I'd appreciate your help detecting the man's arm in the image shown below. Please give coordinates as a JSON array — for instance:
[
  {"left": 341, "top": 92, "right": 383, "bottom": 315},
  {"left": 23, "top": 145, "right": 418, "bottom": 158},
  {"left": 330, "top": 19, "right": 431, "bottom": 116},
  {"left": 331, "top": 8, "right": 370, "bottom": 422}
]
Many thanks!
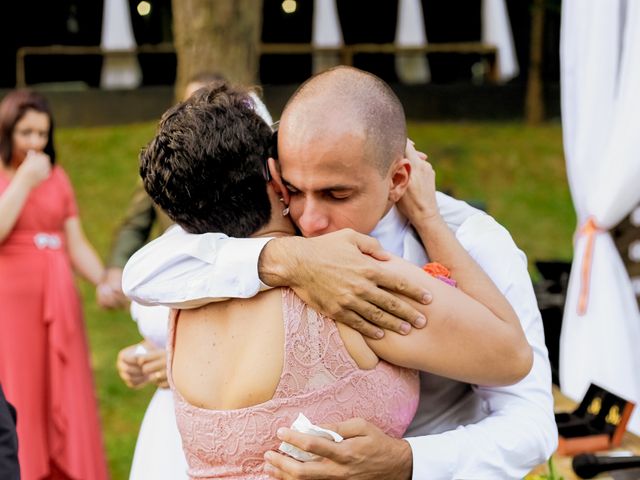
[
  {"left": 122, "top": 225, "right": 272, "bottom": 308},
  {"left": 258, "top": 230, "right": 432, "bottom": 338},
  {"left": 122, "top": 226, "right": 431, "bottom": 336},
  {"left": 399, "top": 148, "right": 555, "bottom": 477},
  {"left": 406, "top": 214, "right": 557, "bottom": 479}
]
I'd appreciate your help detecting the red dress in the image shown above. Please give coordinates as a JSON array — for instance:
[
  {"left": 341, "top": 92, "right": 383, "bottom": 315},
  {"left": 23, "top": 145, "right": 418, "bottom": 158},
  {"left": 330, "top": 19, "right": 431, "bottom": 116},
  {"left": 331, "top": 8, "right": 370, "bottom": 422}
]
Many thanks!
[{"left": 0, "top": 166, "right": 108, "bottom": 479}]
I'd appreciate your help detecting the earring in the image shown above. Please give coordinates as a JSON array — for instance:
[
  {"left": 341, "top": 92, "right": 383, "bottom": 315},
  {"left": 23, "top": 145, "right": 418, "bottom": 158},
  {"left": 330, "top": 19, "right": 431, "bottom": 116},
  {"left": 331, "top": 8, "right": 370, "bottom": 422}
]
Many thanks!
[{"left": 279, "top": 197, "right": 289, "bottom": 216}]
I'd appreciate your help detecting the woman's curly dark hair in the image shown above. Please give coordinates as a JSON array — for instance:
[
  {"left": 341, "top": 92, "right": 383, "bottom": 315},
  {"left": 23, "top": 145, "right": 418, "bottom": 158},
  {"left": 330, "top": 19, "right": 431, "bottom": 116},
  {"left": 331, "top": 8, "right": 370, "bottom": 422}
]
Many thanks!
[{"left": 140, "top": 82, "right": 273, "bottom": 237}]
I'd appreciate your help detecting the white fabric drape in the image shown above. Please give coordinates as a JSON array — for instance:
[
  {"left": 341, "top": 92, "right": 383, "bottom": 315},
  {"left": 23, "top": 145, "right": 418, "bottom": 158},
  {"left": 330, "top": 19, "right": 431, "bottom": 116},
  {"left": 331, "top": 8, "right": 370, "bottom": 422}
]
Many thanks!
[
  {"left": 481, "top": 0, "right": 519, "bottom": 82},
  {"left": 100, "top": 0, "right": 142, "bottom": 89},
  {"left": 395, "top": 0, "right": 430, "bottom": 84},
  {"left": 560, "top": 0, "right": 640, "bottom": 433},
  {"left": 310, "top": 0, "right": 518, "bottom": 84},
  {"left": 312, "top": 0, "right": 343, "bottom": 74}
]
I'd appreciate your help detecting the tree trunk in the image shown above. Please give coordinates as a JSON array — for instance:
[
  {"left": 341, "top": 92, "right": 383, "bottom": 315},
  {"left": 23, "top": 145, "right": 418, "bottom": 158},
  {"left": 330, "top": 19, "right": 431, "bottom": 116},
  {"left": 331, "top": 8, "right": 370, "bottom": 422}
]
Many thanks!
[
  {"left": 525, "top": 0, "right": 545, "bottom": 124},
  {"left": 171, "top": 0, "right": 263, "bottom": 100}
]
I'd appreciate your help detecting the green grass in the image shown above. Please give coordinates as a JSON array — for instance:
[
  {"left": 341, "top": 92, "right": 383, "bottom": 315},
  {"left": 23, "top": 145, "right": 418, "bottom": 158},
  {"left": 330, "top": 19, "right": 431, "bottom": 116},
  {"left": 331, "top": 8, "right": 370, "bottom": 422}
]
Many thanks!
[
  {"left": 55, "top": 120, "right": 574, "bottom": 477},
  {"left": 408, "top": 122, "right": 575, "bottom": 270},
  {"left": 57, "top": 122, "right": 158, "bottom": 479}
]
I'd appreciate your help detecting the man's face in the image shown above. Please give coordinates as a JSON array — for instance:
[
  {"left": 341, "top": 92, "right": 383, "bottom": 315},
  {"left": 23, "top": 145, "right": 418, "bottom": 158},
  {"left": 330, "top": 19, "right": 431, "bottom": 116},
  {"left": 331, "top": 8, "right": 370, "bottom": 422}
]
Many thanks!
[{"left": 278, "top": 124, "right": 395, "bottom": 237}]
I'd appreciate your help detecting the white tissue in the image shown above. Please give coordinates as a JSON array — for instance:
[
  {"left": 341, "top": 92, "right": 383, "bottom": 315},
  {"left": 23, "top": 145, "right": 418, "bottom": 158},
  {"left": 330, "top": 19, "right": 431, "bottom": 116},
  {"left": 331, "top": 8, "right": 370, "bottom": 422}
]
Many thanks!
[
  {"left": 133, "top": 344, "right": 147, "bottom": 357},
  {"left": 278, "top": 413, "right": 343, "bottom": 462}
]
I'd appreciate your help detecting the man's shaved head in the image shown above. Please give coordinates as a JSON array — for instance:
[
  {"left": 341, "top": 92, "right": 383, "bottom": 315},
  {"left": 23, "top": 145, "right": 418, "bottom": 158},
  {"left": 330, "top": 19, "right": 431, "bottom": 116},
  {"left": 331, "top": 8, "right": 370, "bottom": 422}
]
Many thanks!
[
  {"left": 275, "top": 67, "right": 412, "bottom": 238},
  {"left": 281, "top": 66, "right": 406, "bottom": 174}
]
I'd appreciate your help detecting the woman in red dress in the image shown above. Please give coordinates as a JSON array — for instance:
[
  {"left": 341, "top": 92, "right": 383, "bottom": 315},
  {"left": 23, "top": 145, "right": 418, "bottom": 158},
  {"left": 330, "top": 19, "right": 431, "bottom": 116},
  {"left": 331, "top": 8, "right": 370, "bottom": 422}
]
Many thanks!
[{"left": 0, "top": 90, "right": 109, "bottom": 479}]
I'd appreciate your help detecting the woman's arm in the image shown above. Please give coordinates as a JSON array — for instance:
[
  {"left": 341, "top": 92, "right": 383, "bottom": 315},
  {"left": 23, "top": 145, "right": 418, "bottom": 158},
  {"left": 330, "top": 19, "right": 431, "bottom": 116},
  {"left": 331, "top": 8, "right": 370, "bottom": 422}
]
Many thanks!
[
  {"left": 399, "top": 142, "right": 522, "bottom": 332},
  {"left": 0, "top": 176, "right": 31, "bottom": 242},
  {"left": 364, "top": 256, "right": 533, "bottom": 386},
  {"left": 64, "top": 217, "right": 105, "bottom": 286},
  {"left": 0, "top": 153, "right": 51, "bottom": 242},
  {"left": 355, "top": 142, "right": 530, "bottom": 385}
]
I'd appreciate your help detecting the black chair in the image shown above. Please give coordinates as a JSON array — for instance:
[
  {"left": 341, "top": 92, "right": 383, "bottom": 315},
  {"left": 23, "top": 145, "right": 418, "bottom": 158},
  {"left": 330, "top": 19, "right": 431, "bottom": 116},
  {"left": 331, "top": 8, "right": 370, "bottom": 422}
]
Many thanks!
[{"left": 534, "top": 260, "right": 571, "bottom": 387}]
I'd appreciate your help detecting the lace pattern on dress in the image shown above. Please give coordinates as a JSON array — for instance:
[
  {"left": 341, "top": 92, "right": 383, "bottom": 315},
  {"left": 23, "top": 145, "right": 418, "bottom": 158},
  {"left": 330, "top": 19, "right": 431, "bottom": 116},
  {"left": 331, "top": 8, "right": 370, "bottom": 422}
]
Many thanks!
[{"left": 169, "top": 288, "right": 419, "bottom": 479}]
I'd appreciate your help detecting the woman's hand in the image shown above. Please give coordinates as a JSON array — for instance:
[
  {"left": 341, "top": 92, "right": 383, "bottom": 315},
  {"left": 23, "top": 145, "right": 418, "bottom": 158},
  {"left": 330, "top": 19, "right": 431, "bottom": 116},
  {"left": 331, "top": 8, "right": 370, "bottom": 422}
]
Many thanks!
[
  {"left": 15, "top": 151, "right": 51, "bottom": 189},
  {"left": 139, "top": 345, "right": 169, "bottom": 389},
  {"left": 0, "top": 151, "right": 51, "bottom": 242},
  {"left": 116, "top": 344, "right": 149, "bottom": 389},
  {"left": 117, "top": 342, "right": 169, "bottom": 389},
  {"left": 397, "top": 140, "right": 440, "bottom": 226}
]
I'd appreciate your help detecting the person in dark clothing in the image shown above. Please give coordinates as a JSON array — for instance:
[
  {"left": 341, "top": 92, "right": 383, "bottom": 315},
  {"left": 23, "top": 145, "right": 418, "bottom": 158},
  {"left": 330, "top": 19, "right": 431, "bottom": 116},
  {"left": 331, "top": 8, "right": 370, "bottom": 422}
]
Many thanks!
[{"left": 0, "top": 383, "right": 20, "bottom": 479}]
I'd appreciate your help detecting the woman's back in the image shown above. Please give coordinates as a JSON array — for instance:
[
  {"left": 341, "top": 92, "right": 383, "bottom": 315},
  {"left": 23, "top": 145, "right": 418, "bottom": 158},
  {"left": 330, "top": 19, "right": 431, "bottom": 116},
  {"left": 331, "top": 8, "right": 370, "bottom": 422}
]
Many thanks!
[{"left": 170, "top": 288, "right": 419, "bottom": 479}]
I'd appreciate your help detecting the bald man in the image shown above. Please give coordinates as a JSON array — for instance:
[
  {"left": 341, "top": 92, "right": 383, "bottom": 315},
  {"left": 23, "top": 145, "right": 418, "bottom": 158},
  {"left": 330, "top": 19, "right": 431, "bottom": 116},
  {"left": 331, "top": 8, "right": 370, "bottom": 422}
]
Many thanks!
[{"left": 124, "top": 67, "right": 557, "bottom": 479}]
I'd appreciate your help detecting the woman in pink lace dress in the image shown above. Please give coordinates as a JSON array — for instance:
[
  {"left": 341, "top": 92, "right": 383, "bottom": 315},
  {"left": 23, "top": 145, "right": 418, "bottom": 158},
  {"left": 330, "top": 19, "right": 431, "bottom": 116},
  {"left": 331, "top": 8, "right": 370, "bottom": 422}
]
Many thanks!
[{"left": 138, "top": 83, "right": 532, "bottom": 479}]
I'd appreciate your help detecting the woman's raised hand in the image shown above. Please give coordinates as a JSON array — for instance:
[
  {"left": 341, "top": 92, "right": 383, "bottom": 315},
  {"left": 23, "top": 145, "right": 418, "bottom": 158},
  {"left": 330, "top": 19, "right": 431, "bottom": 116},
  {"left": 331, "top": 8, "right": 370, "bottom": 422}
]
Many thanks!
[
  {"left": 397, "top": 139, "right": 439, "bottom": 225},
  {"left": 16, "top": 151, "right": 51, "bottom": 189}
]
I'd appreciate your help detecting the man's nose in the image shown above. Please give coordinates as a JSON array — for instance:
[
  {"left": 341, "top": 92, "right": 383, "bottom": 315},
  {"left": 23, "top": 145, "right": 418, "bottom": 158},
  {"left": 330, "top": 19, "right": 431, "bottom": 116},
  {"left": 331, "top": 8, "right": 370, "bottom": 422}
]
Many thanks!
[{"left": 297, "top": 202, "right": 330, "bottom": 236}]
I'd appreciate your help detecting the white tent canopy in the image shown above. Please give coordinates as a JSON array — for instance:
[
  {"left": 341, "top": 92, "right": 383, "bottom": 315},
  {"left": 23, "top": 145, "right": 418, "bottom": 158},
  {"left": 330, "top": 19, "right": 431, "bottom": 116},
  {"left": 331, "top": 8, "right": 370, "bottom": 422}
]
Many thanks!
[{"left": 560, "top": 0, "right": 640, "bottom": 433}]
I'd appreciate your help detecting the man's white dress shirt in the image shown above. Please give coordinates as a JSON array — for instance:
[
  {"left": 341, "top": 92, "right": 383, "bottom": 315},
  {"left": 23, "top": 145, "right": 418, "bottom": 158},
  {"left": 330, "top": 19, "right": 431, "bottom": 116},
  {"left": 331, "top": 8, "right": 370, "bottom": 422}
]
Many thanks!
[{"left": 123, "top": 192, "right": 557, "bottom": 479}]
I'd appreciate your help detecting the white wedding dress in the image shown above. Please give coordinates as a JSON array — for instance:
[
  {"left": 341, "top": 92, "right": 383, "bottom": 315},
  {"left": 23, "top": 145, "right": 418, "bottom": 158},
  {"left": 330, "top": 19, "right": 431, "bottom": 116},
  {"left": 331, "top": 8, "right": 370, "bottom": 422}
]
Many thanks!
[{"left": 128, "top": 302, "right": 188, "bottom": 480}]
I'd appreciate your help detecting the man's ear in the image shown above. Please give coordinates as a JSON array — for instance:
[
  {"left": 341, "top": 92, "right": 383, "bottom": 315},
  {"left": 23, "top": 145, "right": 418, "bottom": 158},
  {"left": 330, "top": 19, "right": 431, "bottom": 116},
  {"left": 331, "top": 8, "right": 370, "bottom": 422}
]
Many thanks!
[
  {"left": 388, "top": 157, "right": 411, "bottom": 203},
  {"left": 268, "top": 157, "right": 290, "bottom": 204}
]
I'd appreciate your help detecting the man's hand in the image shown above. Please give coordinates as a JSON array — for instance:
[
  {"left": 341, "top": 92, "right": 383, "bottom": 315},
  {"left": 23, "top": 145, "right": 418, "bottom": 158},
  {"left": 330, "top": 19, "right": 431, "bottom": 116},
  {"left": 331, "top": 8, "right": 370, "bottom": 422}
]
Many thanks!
[
  {"left": 97, "top": 267, "right": 129, "bottom": 309},
  {"left": 397, "top": 140, "right": 440, "bottom": 226},
  {"left": 258, "top": 229, "right": 431, "bottom": 339},
  {"left": 263, "top": 418, "right": 413, "bottom": 480}
]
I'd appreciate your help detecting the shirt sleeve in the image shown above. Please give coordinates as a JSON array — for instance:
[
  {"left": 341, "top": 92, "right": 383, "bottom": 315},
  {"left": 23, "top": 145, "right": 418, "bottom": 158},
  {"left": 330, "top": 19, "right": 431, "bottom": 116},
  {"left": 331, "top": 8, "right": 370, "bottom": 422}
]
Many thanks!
[
  {"left": 122, "top": 225, "right": 274, "bottom": 308},
  {"left": 406, "top": 213, "right": 558, "bottom": 479}
]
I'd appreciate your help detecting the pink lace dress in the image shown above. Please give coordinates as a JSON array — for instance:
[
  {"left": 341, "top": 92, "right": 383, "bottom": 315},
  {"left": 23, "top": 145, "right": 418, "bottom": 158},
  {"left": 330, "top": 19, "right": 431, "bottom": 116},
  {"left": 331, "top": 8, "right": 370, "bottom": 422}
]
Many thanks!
[{"left": 168, "top": 288, "right": 420, "bottom": 479}]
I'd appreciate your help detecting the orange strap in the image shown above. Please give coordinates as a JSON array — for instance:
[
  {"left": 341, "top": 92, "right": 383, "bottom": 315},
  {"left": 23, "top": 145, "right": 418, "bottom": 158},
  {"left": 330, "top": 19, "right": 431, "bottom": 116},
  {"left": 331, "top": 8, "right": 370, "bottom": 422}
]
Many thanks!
[{"left": 577, "top": 216, "right": 604, "bottom": 315}]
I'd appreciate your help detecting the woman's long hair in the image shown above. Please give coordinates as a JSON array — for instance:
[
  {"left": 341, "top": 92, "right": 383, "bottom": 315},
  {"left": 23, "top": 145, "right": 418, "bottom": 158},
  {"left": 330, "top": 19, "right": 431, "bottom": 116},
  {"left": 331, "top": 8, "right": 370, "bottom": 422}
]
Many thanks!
[{"left": 0, "top": 89, "right": 56, "bottom": 167}]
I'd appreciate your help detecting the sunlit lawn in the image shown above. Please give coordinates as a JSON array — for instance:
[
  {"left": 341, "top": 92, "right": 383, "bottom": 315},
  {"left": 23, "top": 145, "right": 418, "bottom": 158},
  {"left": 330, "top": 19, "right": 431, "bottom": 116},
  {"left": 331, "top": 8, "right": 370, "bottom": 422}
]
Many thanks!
[{"left": 56, "top": 120, "right": 574, "bottom": 477}]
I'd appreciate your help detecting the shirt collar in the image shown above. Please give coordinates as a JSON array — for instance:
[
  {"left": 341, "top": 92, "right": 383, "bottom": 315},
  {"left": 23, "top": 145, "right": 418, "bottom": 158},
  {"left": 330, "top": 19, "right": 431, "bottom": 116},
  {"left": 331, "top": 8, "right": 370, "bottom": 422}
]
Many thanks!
[{"left": 369, "top": 206, "right": 410, "bottom": 257}]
